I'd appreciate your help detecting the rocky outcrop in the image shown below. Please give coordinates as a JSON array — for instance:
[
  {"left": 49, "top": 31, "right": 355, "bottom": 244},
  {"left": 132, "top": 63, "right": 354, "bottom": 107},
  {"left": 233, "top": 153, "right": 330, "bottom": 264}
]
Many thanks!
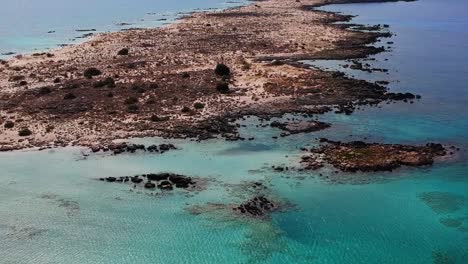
[
  {"left": 301, "top": 139, "right": 449, "bottom": 172},
  {"left": 99, "top": 173, "right": 199, "bottom": 191},
  {"left": 89, "top": 143, "right": 177, "bottom": 155},
  {"left": 233, "top": 196, "right": 279, "bottom": 219},
  {"left": 270, "top": 120, "right": 330, "bottom": 136},
  {"left": 0, "top": 0, "right": 425, "bottom": 151}
]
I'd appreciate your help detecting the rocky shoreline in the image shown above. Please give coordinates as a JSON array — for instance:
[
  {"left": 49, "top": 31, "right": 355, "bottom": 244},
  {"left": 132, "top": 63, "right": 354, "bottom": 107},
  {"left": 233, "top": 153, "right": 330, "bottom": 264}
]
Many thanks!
[
  {"left": 0, "top": 0, "right": 419, "bottom": 150},
  {"left": 87, "top": 142, "right": 177, "bottom": 155}
]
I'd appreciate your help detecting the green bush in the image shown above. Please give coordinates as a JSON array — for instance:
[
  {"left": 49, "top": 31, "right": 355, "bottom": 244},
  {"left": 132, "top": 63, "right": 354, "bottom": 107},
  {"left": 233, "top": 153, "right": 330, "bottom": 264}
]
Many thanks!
[
  {"left": 127, "top": 104, "right": 139, "bottom": 113},
  {"left": 117, "top": 48, "right": 129, "bottom": 56},
  {"left": 38, "top": 87, "right": 52, "bottom": 95},
  {"left": 124, "top": 97, "right": 139, "bottom": 105},
  {"left": 193, "top": 102, "right": 205, "bottom": 109},
  {"left": 216, "top": 82, "right": 229, "bottom": 93},
  {"left": 93, "top": 77, "right": 115, "bottom": 88},
  {"left": 4, "top": 121, "right": 14, "bottom": 129},
  {"left": 150, "top": 115, "right": 170, "bottom": 122},
  {"left": 84, "top": 67, "right": 102, "bottom": 79},
  {"left": 18, "top": 127, "right": 32, "bottom": 137},
  {"left": 64, "top": 93, "right": 77, "bottom": 100},
  {"left": 215, "top": 63, "right": 230, "bottom": 76}
]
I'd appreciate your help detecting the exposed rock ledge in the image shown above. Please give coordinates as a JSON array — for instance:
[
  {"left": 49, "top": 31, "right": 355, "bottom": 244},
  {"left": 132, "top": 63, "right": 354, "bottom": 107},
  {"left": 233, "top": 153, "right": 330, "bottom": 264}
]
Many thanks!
[
  {"left": 0, "top": 0, "right": 419, "bottom": 150},
  {"left": 301, "top": 138, "right": 449, "bottom": 172},
  {"left": 232, "top": 195, "right": 280, "bottom": 219},
  {"left": 99, "top": 173, "right": 202, "bottom": 191},
  {"left": 270, "top": 120, "right": 330, "bottom": 137}
]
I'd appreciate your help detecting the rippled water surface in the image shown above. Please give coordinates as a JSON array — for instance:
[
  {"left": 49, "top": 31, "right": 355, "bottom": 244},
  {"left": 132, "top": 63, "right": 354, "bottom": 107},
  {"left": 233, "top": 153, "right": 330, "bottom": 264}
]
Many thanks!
[{"left": 1, "top": 0, "right": 468, "bottom": 263}]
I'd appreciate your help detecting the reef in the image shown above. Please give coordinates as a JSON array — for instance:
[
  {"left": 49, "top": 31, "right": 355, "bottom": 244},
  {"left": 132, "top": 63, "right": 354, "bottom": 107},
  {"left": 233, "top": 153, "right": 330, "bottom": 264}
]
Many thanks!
[
  {"left": 301, "top": 139, "right": 448, "bottom": 172},
  {"left": 187, "top": 181, "right": 287, "bottom": 220},
  {"left": 232, "top": 195, "right": 280, "bottom": 219},
  {"left": 99, "top": 173, "right": 202, "bottom": 191},
  {"left": 87, "top": 142, "right": 177, "bottom": 155},
  {"left": 270, "top": 120, "right": 330, "bottom": 136}
]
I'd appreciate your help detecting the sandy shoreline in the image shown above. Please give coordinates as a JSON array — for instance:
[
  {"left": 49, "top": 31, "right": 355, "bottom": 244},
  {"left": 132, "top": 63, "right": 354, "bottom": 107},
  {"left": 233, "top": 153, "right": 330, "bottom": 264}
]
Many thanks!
[{"left": 0, "top": 0, "right": 417, "bottom": 151}]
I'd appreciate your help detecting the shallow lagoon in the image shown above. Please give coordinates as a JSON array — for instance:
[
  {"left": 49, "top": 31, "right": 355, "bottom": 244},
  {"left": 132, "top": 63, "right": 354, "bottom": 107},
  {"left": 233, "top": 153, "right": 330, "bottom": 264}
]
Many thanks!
[{"left": 1, "top": 0, "right": 468, "bottom": 263}]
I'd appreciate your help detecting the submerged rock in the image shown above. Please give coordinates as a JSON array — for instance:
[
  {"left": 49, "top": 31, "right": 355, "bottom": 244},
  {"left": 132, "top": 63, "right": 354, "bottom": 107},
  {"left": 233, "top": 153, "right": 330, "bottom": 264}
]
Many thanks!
[
  {"left": 233, "top": 195, "right": 279, "bottom": 219},
  {"left": 270, "top": 120, "right": 330, "bottom": 135},
  {"left": 99, "top": 173, "right": 198, "bottom": 191}
]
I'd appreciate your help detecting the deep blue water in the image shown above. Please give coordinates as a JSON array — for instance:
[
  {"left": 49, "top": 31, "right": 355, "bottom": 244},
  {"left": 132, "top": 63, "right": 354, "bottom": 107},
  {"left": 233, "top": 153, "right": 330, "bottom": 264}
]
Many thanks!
[
  {"left": 1, "top": 0, "right": 468, "bottom": 263},
  {"left": 312, "top": 0, "right": 468, "bottom": 146}
]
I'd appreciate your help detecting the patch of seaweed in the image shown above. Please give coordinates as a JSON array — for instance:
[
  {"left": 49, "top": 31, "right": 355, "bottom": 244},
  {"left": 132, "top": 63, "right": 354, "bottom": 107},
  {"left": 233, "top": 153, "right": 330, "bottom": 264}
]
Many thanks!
[
  {"left": 40, "top": 193, "right": 80, "bottom": 217},
  {"left": 432, "top": 250, "right": 456, "bottom": 264},
  {"left": 419, "top": 192, "right": 465, "bottom": 214},
  {"left": 439, "top": 218, "right": 463, "bottom": 229},
  {"left": 1, "top": 224, "right": 47, "bottom": 240}
]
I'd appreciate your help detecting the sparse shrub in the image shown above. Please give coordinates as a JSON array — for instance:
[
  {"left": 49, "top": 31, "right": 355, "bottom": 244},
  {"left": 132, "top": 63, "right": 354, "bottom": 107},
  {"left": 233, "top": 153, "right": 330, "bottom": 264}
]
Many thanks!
[
  {"left": 53, "top": 77, "right": 61, "bottom": 83},
  {"left": 4, "top": 121, "right": 14, "bottom": 129},
  {"left": 131, "top": 84, "right": 146, "bottom": 93},
  {"left": 93, "top": 77, "right": 115, "bottom": 88},
  {"left": 38, "top": 87, "right": 52, "bottom": 95},
  {"left": 18, "top": 127, "right": 32, "bottom": 137},
  {"left": 83, "top": 67, "right": 102, "bottom": 79},
  {"left": 181, "top": 72, "right": 190, "bottom": 78},
  {"left": 150, "top": 115, "right": 170, "bottom": 122},
  {"left": 194, "top": 102, "right": 205, "bottom": 109},
  {"left": 9, "top": 75, "right": 25, "bottom": 82},
  {"left": 46, "top": 125, "right": 55, "bottom": 133},
  {"left": 19, "top": 80, "right": 28, "bottom": 86},
  {"left": 181, "top": 106, "right": 191, "bottom": 113},
  {"left": 127, "top": 104, "right": 139, "bottom": 113},
  {"left": 64, "top": 93, "right": 77, "bottom": 100},
  {"left": 67, "top": 83, "right": 79, "bottom": 89},
  {"left": 117, "top": 48, "right": 129, "bottom": 56},
  {"left": 148, "top": 83, "right": 159, "bottom": 89},
  {"left": 107, "top": 92, "right": 114, "bottom": 98},
  {"left": 238, "top": 57, "right": 251, "bottom": 71},
  {"left": 216, "top": 81, "right": 229, "bottom": 93},
  {"left": 215, "top": 63, "right": 230, "bottom": 76},
  {"left": 146, "top": 98, "right": 156, "bottom": 105},
  {"left": 124, "top": 97, "right": 138, "bottom": 105}
]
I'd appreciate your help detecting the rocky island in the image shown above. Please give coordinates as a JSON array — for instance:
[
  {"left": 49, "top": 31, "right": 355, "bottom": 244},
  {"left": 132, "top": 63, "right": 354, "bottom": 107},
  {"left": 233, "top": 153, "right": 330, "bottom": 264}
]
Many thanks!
[
  {"left": 301, "top": 139, "right": 449, "bottom": 172},
  {"left": 0, "top": 0, "right": 418, "bottom": 151}
]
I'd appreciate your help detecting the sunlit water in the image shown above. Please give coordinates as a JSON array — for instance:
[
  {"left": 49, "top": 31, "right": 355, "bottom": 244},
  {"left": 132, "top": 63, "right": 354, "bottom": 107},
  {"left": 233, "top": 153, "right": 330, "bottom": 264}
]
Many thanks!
[{"left": 1, "top": 0, "right": 468, "bottom": 263}]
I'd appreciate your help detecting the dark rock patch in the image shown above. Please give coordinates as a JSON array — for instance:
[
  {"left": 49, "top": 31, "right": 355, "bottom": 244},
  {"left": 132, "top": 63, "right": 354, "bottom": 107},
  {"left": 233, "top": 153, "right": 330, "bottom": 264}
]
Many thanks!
[
  {"left": 233, "top": 195, "right": 279, "bottom": 219},
  {"left": 301, "top": 139, "right": 448, "bottom": 172},
  {"left": 117, "top": 48, "right": 129, "bottom": 56},
  {"left": 88, "top": 142, "right": 177, "bottom": 155},
  {"left": 99, "top": 173, "right": 200, "bottom": 191},
  {"left": 270, "top": 120, "right": 330, "bottom": 136}
]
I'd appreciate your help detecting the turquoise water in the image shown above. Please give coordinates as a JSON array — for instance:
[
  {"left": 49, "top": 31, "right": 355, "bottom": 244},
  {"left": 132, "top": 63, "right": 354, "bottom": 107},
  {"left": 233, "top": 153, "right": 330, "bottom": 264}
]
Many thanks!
[
  {"left": 1, "top": 0, "right": 468, "bottom": 263},
  {"left": 0, "top": 0, "right": 247, "bottom": 58}
]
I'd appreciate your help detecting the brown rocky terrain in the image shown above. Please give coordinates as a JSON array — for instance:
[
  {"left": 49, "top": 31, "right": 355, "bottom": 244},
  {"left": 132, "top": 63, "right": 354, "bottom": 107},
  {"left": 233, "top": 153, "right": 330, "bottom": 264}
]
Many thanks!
[
  {"left": 301, "top": 139, "right": 448, "bottom": 172},
  {"left": 0, "top": 0, "right": 417, "bottom": 150}
]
